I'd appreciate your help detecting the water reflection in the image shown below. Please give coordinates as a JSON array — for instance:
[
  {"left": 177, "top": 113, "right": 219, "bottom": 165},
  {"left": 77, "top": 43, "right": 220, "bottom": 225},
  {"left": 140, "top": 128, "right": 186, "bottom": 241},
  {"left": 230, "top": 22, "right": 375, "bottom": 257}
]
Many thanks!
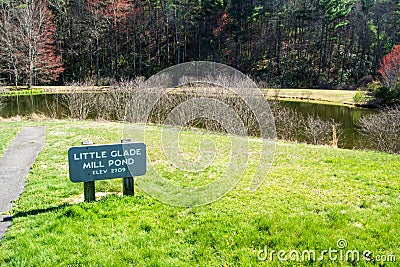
[{"left": 279, "top": 101, "right": 377, "bottom": 148}]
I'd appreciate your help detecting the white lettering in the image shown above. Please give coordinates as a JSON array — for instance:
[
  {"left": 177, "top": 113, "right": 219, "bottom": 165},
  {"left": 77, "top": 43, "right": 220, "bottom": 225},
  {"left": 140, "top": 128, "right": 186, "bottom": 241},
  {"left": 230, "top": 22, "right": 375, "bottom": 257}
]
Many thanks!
[
  {"left": 110, "top": 148, "right": 142, "bottom": 158},
  {"left": 110, "top": 150, "right": 120, "bottom": 157},
  {"left": 92, "top": 169, "right": 108, "bottom": 175},
  {"left": 83, "top": 162, "right": 91, "bottom": 169},
  {"left": 82, "top": 161, "right": 105, "bottom": 169},
  {"left": 74, "top": 151, "right": 107, "bottom": 161},
  {"left": 108, "top": 158, "right": 134, "bottom": 167}
]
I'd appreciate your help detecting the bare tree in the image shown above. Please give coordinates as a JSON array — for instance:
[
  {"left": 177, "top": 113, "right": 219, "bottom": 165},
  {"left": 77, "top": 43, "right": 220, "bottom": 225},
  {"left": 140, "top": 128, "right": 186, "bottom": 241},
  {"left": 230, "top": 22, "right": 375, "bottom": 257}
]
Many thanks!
[
  {"left": 97, "top": 77, "right": 144, "bottom": 121},
  {"left": 358, "top": 106, "right": 400, "bottom": 154},
  {"left": 302, "top": 115, "right": 342, "bottom": 146},
  {"left": 0, "top": 0, "right": 63, "bottom": 88},
  {"left": 270, "top": 101, "right": 304, "bottom": 142},
  {"left": 0, "top": 2, "right": 19, "bottom": 87},
  {"left": 61, "top": 83, "right": 97, "bottom": 120}
]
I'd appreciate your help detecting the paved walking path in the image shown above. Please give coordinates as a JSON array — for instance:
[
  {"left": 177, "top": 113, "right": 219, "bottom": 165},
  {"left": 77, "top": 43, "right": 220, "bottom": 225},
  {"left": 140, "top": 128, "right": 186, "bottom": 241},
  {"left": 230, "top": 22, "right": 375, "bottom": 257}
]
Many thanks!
[{"left": 0, "top": 127, "right": 47, "bottom": 241}]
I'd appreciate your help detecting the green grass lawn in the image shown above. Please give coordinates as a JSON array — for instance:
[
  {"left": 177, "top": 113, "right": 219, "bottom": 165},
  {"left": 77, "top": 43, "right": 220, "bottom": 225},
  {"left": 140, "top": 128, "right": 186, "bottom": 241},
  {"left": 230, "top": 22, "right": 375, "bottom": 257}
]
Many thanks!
[
  {"left": 0, "top": 120, "right": 399, "bottom": 266},
  {"left": 0, "top": 123, "right": 22, "bottom": 156}
]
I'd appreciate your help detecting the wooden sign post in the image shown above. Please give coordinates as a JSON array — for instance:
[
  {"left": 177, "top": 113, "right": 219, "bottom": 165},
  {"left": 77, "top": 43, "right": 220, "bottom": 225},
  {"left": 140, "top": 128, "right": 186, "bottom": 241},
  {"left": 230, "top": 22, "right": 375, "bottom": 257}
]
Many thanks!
[
  {"left": 123, "top": 177, "right": 134, "bottom": 196},
  {"left": 81, "top": 141, "right": 95, "bottom": 202},
  {"left": 121, "top": 139, "right": 134, "bottom": 196},
  {"left": 68, "top": 141, "right": 146, "bottom": 202}
]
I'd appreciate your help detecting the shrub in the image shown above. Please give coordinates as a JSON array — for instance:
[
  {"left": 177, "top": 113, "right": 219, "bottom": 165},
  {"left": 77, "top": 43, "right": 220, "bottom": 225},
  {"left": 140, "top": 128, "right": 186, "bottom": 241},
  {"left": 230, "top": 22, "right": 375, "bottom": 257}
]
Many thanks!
[
  {"left": 353, "top": 89, "right": 366, "bottom": 104},
  {"left": 270, "top": 102, "right": 304, "bottom": 142},
  {"left": 372, "top": 81, "right": 400, "bottom": 105},
  {"left": 62, "top": 88, "right": 97, "bottom": 120},
  {"left": 302, "top": 116, "right": 342, "bottom": 146},
  {"left": 63, "top": 78, "right": 144, "bottom": 121},
  {"left": 367, "top": 80, "right": 381, "bottom": 92},
  {"left": 358, "top": 106, "right": 400, "bottom": 154},
  {"left": 97, "top": 77, "right": 144, "bottom": 121},
  {"left": 270, "top": 102, "right": 342, "bottom": 146}
]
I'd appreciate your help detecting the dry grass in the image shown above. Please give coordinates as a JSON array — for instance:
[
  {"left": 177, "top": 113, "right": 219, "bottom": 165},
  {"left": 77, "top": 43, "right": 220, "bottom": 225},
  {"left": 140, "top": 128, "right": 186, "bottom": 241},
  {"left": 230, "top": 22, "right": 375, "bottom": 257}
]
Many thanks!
[
  {"left": 0, "top": 113, "right": 51, "bottom": 122},
  {"left": 264, "top": 88, "right": 359, "bottom": 106}
]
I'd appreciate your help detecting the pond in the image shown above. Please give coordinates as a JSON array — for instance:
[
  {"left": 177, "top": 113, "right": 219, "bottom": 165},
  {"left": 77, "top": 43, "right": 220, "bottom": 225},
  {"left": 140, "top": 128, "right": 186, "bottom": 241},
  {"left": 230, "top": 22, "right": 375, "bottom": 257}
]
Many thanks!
[
  {"left": 0, "top": 94, "right": 66, "bottom": 118},
  {"left": 278, "top": 101, "right": 377, "bottom": 149},
  {"left": 0, "top": 94, "right": 376, "bottom": 149}
]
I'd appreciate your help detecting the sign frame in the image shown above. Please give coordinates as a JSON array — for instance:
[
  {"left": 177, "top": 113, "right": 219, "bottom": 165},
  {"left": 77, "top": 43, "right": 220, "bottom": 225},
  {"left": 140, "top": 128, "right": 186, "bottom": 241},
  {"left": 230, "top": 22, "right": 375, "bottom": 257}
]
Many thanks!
[{"left": 68, "top": 142, "right": 146, "bottom": 183}]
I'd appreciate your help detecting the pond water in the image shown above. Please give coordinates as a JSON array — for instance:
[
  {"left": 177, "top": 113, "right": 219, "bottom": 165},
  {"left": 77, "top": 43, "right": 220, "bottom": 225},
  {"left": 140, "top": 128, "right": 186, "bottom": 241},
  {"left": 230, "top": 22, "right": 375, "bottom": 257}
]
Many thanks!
[
  {"left": 0, "top": 94, "right": 67, "bottom": 118},
  {"left": 278, "top": 101, "right": 376, "bottom": 149},
  {"left": 0, "top": 94, "right": 376, "bottom": 149}
]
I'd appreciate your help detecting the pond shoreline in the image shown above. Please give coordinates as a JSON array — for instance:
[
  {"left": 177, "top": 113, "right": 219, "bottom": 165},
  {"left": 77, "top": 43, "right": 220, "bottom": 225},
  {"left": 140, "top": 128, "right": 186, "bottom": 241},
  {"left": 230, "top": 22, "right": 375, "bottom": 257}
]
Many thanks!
[
  {"left": 0, "top": 93, "right": 376, "bottom": 150},
  {"left": 270, "top": 95, "right": 370, "bottom": 108},
  {"left": 1, "top": 86, "right": 372, "bottom": 108}
]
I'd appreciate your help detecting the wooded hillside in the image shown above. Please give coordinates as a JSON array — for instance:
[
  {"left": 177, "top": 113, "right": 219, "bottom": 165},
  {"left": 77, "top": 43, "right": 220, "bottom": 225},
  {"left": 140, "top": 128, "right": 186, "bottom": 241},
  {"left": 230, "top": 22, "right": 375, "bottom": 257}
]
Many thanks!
[{"left": 1, "top": 0, "right": 399, "bottom": 88}]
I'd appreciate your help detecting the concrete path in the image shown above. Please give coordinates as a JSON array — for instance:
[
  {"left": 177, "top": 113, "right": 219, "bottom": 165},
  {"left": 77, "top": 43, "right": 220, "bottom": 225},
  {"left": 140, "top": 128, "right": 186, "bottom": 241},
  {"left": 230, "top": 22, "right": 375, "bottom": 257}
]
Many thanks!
[{"left": 0, "top": 127, "right": 47, "bottom": 241}]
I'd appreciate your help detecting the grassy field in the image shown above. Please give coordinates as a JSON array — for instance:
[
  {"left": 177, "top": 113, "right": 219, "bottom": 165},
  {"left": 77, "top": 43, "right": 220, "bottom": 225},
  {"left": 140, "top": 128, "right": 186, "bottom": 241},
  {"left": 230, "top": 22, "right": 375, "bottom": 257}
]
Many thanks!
[
  {"left": 0, "top": 120, "right": 399, "bottom": 266},
  {"left": 264, "top": 89, "right": 361, "bottom": 106}
]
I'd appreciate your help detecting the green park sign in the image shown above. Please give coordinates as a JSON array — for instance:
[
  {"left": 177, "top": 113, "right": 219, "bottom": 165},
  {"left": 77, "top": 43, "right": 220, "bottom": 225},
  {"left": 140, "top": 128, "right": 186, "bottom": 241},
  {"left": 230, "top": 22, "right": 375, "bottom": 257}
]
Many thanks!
[{"left": 68, "top": 143, "right": 146, "bottom": 183}]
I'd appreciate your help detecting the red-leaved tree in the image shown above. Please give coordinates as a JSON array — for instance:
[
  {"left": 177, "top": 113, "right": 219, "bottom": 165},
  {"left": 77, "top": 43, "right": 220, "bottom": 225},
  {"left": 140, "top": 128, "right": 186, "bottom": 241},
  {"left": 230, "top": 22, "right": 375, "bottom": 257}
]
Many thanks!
[
  {"left": 87, "top": 0, "right": 131, "bottom": 28},
  {"left": 0, "top": 0, "right": 64, "bottom": 87},
  {"left": 34, "top": 2, "right": 64, "bottom": 85},
  {"left": 378, "top": 45, "right": 400, "bottom": 88}
]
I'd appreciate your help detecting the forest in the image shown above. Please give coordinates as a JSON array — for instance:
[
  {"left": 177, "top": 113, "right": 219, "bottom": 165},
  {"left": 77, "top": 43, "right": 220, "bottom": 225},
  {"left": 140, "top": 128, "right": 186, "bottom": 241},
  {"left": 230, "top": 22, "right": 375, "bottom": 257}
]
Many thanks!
[{"left": 0, "top": 0, "right": 399, "bottom": 88}]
